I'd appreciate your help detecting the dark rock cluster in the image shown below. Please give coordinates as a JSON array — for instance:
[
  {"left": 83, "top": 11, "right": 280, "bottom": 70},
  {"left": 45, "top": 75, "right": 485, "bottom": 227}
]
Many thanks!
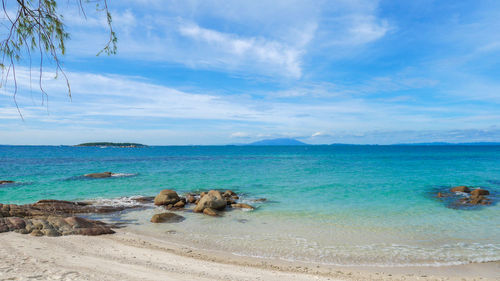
[
  {"left": 0, "top": 200, "right": 126, "bottom": 236},
  {"left": 151, "top": 189, "right": 260, "bottom": 220},
  {"left": 437, "top": 186, "right": 494, "bottom": 208}
]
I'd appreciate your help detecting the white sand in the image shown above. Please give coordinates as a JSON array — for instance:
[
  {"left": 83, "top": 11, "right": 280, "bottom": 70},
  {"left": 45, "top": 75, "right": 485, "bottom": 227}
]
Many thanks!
[{"left": 0, "top": 229, "right": 498, "bottom": 281}]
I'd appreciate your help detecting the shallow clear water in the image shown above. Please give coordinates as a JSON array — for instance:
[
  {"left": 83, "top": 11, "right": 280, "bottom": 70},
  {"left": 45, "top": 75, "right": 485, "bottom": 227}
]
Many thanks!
[{"left": 1, "top": 145, "right": 499, "bottom": 266}]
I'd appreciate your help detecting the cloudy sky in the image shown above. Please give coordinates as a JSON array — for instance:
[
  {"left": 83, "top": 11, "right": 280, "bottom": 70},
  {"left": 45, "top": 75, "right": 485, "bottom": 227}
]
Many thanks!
[{"left": 1, "top": 0, "right": 500, "bottom": 145}]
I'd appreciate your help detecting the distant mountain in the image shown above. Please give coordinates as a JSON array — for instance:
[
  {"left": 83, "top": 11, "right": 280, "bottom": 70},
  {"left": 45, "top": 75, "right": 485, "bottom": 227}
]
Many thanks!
[
  {"left": 248, "top": 138, "right": 307, "bottom": 146},
  {"left": 75, "top": 142, "right": 147, "bottom": 148}
]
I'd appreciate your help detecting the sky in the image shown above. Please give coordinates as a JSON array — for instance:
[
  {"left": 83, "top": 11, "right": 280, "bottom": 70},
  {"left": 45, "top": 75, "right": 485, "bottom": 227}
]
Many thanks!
[{"left": 1, "top": 0, "right": 500, "bottom": 145}]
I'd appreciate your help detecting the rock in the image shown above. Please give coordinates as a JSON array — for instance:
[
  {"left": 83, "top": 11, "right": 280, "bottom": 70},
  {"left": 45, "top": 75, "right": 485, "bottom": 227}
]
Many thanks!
[
  {"left": 154, "top": 189, "right": 180, "bottom": 206},
  {"left": 0, "top": 217, "right": 26, "bottom": 232},
  {"left": 231, "top": 203, "right": 255, "bottom": 210},
  {"left": 150, "top": 213, "right": 185, "bottom": 223},
  {"left": 232, "top": 195, "right": 239, "bottom": 200},
  {"left": 0, "top": 215, "right": 114, "bottom": 236},
  {"left": 226, "top": 198, "right": 236, "bottom": 205},
  {"left": 0, "top": 199, "right": 141, "bottom": 219},
  {"left": 60, "top": 216, "right": 115, "bottom": 236},
  {"left": 203, "top": 208, "right": 218, "bottom": 216},
  {"left": 186, "top": 195, "right": 196, "bottom": 204},
  {"left": 84, "top": 172, "right": 112, "bottom": 178},
  {"left": 252, "top": 198, "right": 267, "bottom": 202},
  {"left": 193, "top": 190, "right": 226, "bottom": 213},
  {"left": 470, "top": 189, "right": 490, "bottom": 196},
  {"left": 42, "top": 228, "right": 61, "bottom": 237},
  {"left": 223, "top": 190, "right": 236, "bottom": 197},
  {"left": 173, "top": 201, "right": 185, "bottom": 208},
  {"left": 437, "top": 192, "right": 444, "bottom": 198},
  {"left": 0, "top": 180, "right": 15, "bottom": 185},
  {"left": 131, "top": 196, "right": 155, "bottom": 203},
  {"left": 200, "top": 192, "right": 207, "bottom": 198},
  {"left": 30, "top": 229, "right": 44, "bottom": 236},
  {"left": 469, "top": 195, "right": 491, "bottom": 205},
  {"left": 450, "top": 186, "right": 470, "bottom": 193}
]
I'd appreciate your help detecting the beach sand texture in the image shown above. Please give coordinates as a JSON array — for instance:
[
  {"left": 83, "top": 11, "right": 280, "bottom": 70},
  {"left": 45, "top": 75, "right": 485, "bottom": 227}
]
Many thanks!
[{"left": 1, "top": 229, "right": 498, "bottom": 281}]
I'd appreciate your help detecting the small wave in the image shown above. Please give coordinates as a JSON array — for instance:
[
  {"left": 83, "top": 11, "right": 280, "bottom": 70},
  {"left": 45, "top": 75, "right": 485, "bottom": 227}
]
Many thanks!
[
  {"left": 89, "top": 195, "right": 151, "bottom": 208},
  {"left": 111, "top": 173, "right": 138, "bottom": 178}
]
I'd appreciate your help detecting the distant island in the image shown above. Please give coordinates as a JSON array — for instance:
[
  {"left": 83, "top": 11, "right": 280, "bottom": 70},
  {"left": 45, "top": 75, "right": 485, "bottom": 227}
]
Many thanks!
[
  {"left": 248, "top": 138, "right": 307, "bottom": 146},
  {"left": 75, "top": 142, "right": 147, "bottom": 148}
]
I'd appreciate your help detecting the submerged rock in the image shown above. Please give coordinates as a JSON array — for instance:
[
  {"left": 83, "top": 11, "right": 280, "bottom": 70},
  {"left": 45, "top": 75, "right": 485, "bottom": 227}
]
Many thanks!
[
  {"left": 437, "top": 186, "right": 494, "bottom": 208},
  {"left": 84, "top": 172, "right": 113, "bottom": 178},
  {"left": 193, "top": 190, "right": 226, "bottom": 213},
  {"left": 150, "top": 212, "right": 185, "bottom": 223},
  {"left": 231, "top": 203, "right": 255, "bottom": 210},
  {"left": 131, "top": 196, "right": 155, "bottom": 203},
  {"left": 469, "top": 195, "right": 491, "bottom": 205},
  {"left": 0, "top": 180, "right": 15, "bottom": 185},
  {"left": 154, "top": 189, "right": 180, "bottom": 206},
  {"left": 450, "top": 186, "right": 470, "bottom": 193},
  {"left": 470, "top": 188, "right": 490, "bottom": 196}
]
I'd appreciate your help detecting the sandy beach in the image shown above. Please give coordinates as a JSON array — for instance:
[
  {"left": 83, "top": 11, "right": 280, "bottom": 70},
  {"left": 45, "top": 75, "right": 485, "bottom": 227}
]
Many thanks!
[{"left": 1, "top": 229, "right": 498, "bottom": 281}]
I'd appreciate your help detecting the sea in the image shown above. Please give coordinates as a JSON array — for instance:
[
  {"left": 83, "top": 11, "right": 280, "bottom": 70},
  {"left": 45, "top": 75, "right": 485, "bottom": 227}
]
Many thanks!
[{"left": 1, "top": 145, "right": 499, "bottom": 266}]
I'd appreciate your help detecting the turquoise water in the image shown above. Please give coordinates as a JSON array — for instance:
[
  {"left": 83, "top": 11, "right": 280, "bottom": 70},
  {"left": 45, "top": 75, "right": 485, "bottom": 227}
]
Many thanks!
[{"left": 1, "top": 145, "right": 499, "bottom": 265}]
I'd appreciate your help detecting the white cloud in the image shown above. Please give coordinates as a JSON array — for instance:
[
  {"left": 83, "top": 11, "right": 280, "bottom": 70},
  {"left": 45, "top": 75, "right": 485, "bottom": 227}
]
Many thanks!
[
  {"left": 58, "top": 1, "right": 391, "bottom": 79},
  {"left": 347, "top": 15, "right": 391, "bottom": 45},
  {"left": 178, "top": 23, "right": 304, "bottom": 78}
]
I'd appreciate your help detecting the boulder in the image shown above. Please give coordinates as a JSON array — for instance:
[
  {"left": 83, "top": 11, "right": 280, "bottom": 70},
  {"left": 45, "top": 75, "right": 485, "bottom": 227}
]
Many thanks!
[
  {"left": 173, "top": 201, "right": 185, "bottom": 208},
  {"left": 0, "top": 180, "right": 14, "bottom": 185},
  {"left": 84, "top": 172, "right": 112, "bottom": 178},
  {"left": 193, "top": 190, "right": 226, "bottom": 213},
  {"left": 223, "top": 190, "right": 236, "bottom": 198},
  {"left": 150, "top": 212, "right": 185, "bottom": 223},
  {"left": 469, "top": 196, "right": 491, "bottom": 205},
  {"left": 450, "top": 186, "right": 470, "bottom": 193},
  {"left": 470, "top": 189, "right": 490, "bottom": 196},
  {"left": 64, "top": 217, "right": 115, "bottom": 236},
  {"left": 231, "top": 203, "right": 255, "bottom": 210},
  {"left": 203, "top": 208, "right": 218, "bottom": 216},
  {"left": 154, "top": 189, "right": 180, "bottom": 206}
]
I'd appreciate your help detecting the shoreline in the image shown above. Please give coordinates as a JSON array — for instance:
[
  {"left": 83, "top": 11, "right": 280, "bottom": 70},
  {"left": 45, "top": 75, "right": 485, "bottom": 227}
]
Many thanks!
[{"left": 1, "top": 228, "right": 498, "bottom": 281}]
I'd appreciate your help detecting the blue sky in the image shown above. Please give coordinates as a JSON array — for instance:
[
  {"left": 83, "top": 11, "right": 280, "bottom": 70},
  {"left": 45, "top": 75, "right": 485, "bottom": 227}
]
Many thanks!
[{"left": 1, "top": 0, "right": 500, "bottom": 145}]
